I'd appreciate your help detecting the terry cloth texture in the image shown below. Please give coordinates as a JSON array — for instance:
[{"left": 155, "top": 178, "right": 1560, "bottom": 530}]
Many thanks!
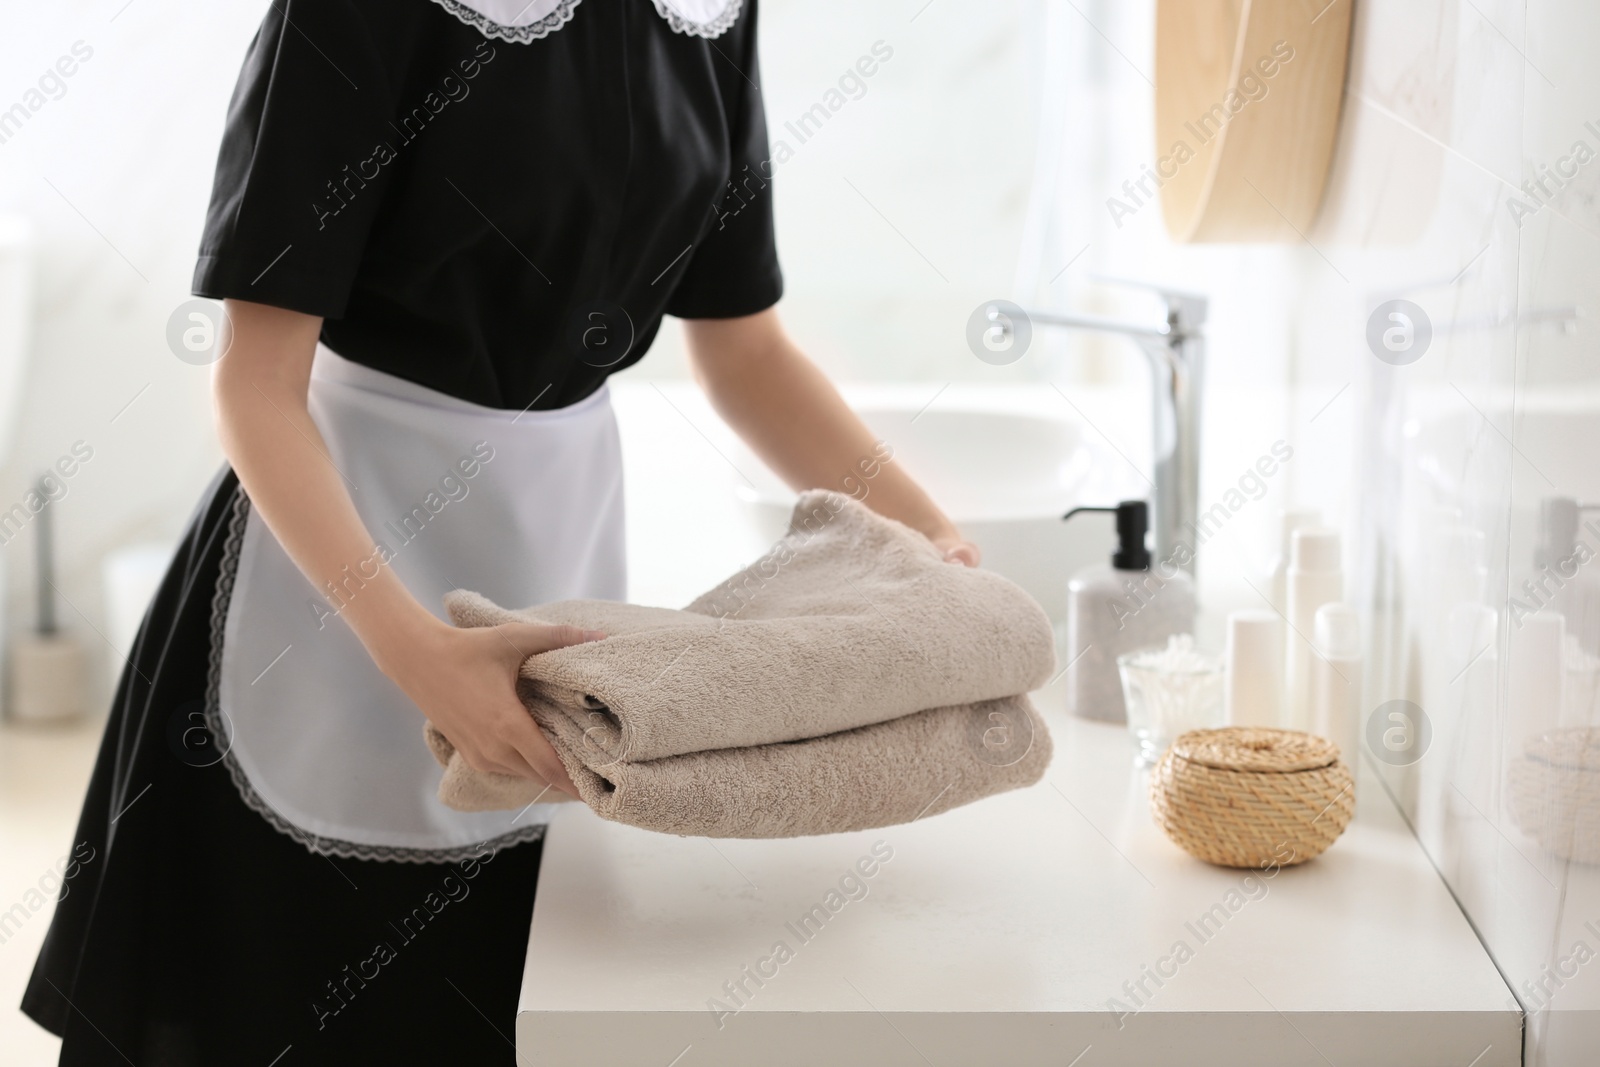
[{"left": 425, "top": 490, "right": 1056, "bottom": 837}]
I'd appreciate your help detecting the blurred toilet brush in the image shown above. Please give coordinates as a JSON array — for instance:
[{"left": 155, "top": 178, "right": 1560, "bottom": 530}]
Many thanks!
[{"left": 8, "top": 473, "right": 87, "bottom": 723}]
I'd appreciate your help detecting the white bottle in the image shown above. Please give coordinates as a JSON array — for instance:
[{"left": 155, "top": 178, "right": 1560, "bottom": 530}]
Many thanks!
[
  {"left": 1063, "top": 501, "right": 1195, "bottom": 723},
  {"left": 1310, "top": 603, "right": 1361, "bottom": 765},
  {"left": 1268, "top": 509, "right": 1321, "bottom": 616},
  {"left": 1286, "top": 527, "right": 1342, "bottom": 731},
  {"left": 1224, "top": 609, "right": 1284, "bottom": 727}
]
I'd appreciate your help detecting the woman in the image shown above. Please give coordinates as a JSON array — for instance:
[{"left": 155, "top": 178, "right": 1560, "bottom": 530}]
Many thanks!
[{"left": 23, "top": 0, "right": 975, "bottom": 1062}]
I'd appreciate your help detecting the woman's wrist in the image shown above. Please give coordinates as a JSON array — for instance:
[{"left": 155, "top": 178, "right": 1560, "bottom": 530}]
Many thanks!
[
  {"left": 918, "top": 514, "right": 961, "bottom": 544},
  {"left": 903, "top": 507, "right": 960, "bottom": 550},
  {"left": 345, "top": 587, "right": 449, "bottom": 681}
]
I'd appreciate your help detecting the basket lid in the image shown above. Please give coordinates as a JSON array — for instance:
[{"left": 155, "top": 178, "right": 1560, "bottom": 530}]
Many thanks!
[
  {"left": 1170, "top": 727, "right": 1340, "bottom": 772},
  {"left": 1523, "top": 727, "right": 1600, "bottom": 771}
]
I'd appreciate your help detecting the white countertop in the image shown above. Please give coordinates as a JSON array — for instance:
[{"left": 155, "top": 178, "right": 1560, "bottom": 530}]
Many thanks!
[{"left": 516, "top": 684, "right": 1520, "bottom": 1067}]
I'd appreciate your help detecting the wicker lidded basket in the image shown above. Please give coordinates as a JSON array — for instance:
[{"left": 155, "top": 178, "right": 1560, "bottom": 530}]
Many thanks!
[
  {"left": 1150, "top": 727, "right": 1354, "bottom": 868},
  {"left": 1508, "top": 727, "right": 1600, "bottom": 864}
]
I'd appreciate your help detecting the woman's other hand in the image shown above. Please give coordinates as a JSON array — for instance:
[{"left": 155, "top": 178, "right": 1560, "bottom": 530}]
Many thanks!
[{"left": 931, "top": 533, "right": 981, "bottom": 567}]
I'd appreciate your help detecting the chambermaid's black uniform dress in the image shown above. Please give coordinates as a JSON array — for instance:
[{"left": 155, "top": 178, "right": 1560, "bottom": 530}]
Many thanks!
[{"left": 22, "top": 0, "right": 780, "bottom": 1063}]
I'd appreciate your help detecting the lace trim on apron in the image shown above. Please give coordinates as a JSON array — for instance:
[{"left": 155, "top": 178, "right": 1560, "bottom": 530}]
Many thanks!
[{"left": 205, "top": 487, "right": 547, "bottom": 864}]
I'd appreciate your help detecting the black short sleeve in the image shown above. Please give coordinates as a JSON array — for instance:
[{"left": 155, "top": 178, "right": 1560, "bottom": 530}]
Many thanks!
[
  {"left": 664, "top": 14, "right": 784, "bottom": 320},
  {"left": 192, "top": 0, "right": 394, "bottom": 319}
]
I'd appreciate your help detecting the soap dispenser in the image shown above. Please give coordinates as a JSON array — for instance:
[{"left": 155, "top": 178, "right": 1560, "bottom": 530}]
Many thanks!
[{"left": 1062, "top": 500, "right": 1195, "bottom": 722}]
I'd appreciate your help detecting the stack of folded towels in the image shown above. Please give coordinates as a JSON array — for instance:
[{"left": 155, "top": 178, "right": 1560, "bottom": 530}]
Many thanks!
[{"left": 425, "top": 490, "right": 1057, "bottom": 838}]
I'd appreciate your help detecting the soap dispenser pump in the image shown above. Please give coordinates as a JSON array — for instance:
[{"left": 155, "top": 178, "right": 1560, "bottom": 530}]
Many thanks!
[{"left": 1062, "top": 500, "right": 1195, "bottom": 722}]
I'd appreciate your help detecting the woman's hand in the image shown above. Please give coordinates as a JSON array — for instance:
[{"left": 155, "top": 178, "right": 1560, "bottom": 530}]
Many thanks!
[
  {"left": 380, "top": 618, "right": 603, "bottom": 798},
  {"left": 931, "top": 532, "right": 981, "bottom": 567}
]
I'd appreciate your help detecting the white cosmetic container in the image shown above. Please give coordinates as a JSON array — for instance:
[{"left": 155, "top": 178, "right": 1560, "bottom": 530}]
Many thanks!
[
  {"left": 1223, "top": 609, "right": 1285, "bottom": 727},
  {"left": 1311, "top": 603, "right": 1361, "bottom": 765},
  {"left": 1286, "top": 527, "right": 1342, "bottom": 731}
]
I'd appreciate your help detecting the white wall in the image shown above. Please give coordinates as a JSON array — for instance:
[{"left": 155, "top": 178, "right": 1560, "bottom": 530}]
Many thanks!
[{"left": 638, "top": 0, "right": 1039, "bottom": 381}]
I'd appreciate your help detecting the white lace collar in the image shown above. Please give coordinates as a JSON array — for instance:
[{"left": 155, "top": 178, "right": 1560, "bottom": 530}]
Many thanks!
[{"left": 428, "top": 0, "right": 742, "bottom": 43}]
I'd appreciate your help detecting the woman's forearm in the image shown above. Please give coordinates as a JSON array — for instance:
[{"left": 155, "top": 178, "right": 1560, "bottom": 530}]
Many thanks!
[
  {"left": 212, "top": 299, "right": 442, "bottom": 673},
  {"left": 684, "top": 309, "right": 966, "bottom": 549}
]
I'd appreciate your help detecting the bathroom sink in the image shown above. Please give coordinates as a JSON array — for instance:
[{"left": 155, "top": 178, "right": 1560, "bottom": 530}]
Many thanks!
[
  {"left": 729, "top": 385, "right": 1145, "bottom": 621},
  {"left": 611, "top": 382, "right": 1144, "bottom": 620}
]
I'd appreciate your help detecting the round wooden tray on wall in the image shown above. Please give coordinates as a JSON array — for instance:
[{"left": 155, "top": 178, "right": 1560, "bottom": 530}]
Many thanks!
[{"left": 1155, "top": 0, "right": 1354, "bottom": 242}]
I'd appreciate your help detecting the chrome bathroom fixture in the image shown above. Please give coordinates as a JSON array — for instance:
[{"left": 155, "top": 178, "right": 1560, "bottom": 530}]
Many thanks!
[{"left": 987, "top": 280, "right": 1207, "bottom": 574}]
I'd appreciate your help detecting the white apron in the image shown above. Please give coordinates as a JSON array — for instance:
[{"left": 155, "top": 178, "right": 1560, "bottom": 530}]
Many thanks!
[{"left": 206, "top": 347, "right": 625, "bottom": 862}]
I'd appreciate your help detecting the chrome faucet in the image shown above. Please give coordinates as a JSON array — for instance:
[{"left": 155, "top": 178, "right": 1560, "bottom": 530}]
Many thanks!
[{"left": 986, "top": 280, "right": 1207, "bottom": 574}]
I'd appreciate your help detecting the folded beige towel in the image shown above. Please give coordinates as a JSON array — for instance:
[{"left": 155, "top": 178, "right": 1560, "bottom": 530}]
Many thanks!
[{"left": 426, "top": 490, "right": 1056, "bottom": 837}]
